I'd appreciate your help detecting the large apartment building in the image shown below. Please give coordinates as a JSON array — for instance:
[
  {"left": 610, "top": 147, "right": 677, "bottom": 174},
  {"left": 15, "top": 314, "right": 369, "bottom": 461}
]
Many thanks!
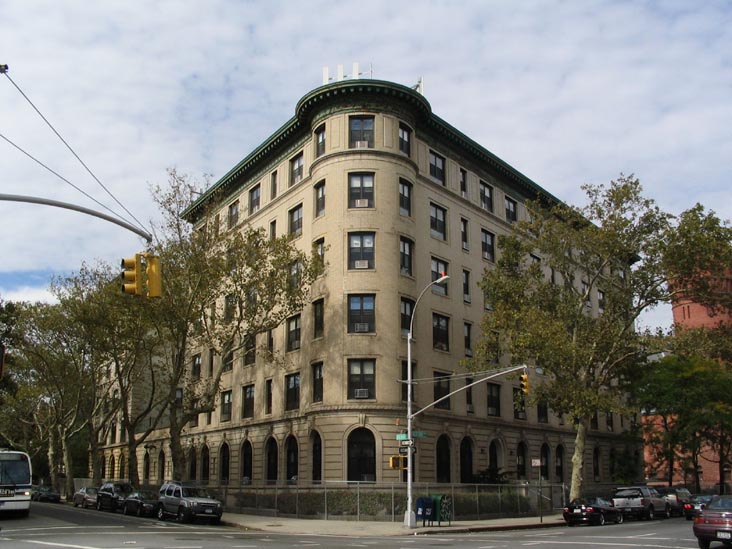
[{"left": 104, "top": 79, "right": 639, "bottom": 489}]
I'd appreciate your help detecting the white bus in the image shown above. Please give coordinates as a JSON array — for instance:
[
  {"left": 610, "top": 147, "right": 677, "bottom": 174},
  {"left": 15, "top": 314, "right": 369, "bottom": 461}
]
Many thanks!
[{"left": 0, "top": 450, "right": 32, "bottom": 517}]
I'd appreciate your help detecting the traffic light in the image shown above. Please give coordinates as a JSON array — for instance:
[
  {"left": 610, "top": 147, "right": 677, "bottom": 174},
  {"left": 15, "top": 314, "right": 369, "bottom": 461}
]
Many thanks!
[
  {"left": 145, "top": 254, "right": 162, "bottom": 298},
  {"left": 519, "top": 372, "right": 529, "bottom": 395},
  {"left": 121, "top": 254, "right": 143, "bottom": 296},
  {"left": 389, "top": 455, "right": 408, "bottom": 470}
]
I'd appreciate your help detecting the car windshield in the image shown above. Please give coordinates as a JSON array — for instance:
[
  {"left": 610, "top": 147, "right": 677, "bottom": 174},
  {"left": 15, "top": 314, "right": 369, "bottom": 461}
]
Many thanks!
[
  {"left": 181, "top": 487, "right": 212, "bottom": 498},
  {"left": 136, "top": 490, "right": 157, "bottom": 499},
  {"left": 86, "top": 487, "right": 98, "bottom": 494},
  {"left": 707, "top": 496, "right": 732, "bottom": 510},
  {"left": 614, "top": 489, "right": 641, "bottom": 497},
  {"left": 115, "top": 484, "right": 134, "bottom": 494}
]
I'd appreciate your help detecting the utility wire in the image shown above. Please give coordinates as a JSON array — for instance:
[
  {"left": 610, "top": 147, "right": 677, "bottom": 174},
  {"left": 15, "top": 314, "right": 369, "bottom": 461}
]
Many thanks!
[
  {"left": 2, "top": 68, "right": 149, "bottom": 234},
  {"left": 0, "top": 132, "right": 131, "bottom": 224}
]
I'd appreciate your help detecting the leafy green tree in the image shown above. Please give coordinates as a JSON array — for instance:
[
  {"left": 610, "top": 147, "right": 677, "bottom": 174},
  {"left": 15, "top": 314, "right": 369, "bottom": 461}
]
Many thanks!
[
  {"left": 472, "top": 175, "right": 730, "bottom": 500},
  {"left": 146, "top": 170, "right": 323, "bottom": 480}
]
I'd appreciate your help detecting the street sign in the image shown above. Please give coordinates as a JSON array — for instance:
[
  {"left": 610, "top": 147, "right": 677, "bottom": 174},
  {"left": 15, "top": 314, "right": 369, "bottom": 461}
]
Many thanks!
[
  {"left": 531, "top": 458, "right": 541, "bottom": 467},
  {"left": 398, "top": 446, "right": 416, "bottom": 455},
  {"left": 412, "top": 431, "right": 427, "bottom": 438},
  {"left": 395, "top": 433, "right": 409, "bottom": 441},
  {"left": 400, "top": 439, "right": 414, "bottom": 447}
]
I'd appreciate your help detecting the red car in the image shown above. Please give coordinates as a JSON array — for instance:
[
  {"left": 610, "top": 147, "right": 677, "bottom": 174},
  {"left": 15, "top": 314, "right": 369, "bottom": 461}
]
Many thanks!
[{"left": 693, "top": 495, "right": 732, "bottom": 549}]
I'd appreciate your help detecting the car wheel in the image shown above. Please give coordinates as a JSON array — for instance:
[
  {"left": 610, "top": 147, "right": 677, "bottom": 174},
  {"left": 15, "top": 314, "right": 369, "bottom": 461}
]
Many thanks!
[
  {"left": 122, "top": 503, "right": 129, "bottom": 515},
  {"left": 157, "top": 505, "right": 166, "bottom": 521},
  {"left": 616, "top": 513, "right": 624, "bottom": 524},
  {"left": 97, "top": 499, "right": 103, "bottom": 511},
  {"left": 647, "top": 506, "right": 654, "bottom": 520},
  {"left": 599, "top": 513, "right": 606, "bottom": 526},
  {"left": 698, "top": 539, "right": 711, "bottom": 549},
  {"left": 136, "top": 505, "right": 142, "bottom": 518},
  {"left": 73, "top": 498, "right": 78, "bottom": 508},
  {"left": 176, "top": 507, "right": 188, "bottom": 523},
  {"left": 664, "top": 505, "right": 671, "bottom": 519}
]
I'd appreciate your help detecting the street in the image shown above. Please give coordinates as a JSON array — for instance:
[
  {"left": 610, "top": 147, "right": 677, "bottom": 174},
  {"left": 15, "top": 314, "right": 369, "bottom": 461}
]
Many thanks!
[{"left": 0, "top": 502, "right": 704, "bottom": 548}]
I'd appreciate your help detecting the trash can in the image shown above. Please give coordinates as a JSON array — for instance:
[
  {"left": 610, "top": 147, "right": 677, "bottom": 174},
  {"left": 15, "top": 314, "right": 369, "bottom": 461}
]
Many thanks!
[
  {"left": 416, "top": 496, "right": 434, "bottom": 526},
  {"left": 430, "top": 494, "right": 452, "bottom": 526}
]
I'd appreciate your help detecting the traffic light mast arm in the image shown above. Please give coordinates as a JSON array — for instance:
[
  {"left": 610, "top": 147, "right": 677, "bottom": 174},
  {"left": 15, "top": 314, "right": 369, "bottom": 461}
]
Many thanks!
[{"left": 409, "top": 364, "right": 528, "bottom": 420}]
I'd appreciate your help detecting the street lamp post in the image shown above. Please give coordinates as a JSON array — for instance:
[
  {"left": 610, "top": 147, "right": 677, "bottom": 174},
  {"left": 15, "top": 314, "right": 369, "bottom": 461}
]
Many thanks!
[{"left": 405, "top": 274, "right": 449, "bottom": 528}]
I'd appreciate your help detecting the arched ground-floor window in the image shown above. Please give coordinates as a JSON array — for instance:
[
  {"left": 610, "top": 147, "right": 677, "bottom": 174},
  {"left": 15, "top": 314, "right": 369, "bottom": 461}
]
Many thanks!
[
  {"left": 460, "top": 437, "right": 473, "bottom": 483},
  {"left": 241, "top": 440, "right": 252, "bottom": 483},
  {"left": 220, "top": 442, "right": 230, "bottom": 484},
  {"left": 311, "top": 432, "right": 322, "bottom": 483},
  {"left": 436, "top": 435, "right": 451, "bottom": 483},
  {"left": 347, "top": 428, "right": 375, "bottom": 482},
  {"left": 188, "top": 447, "right": 197, "bottom": 481},
  {"left": 265, "top": 437, "right": 278, "bottom": 484},
  {"left": 286, "top": 435, "right": 298, "bottom": 482},
  {"left": 201, "top": 445, "right": 210, "bottom": 482}
]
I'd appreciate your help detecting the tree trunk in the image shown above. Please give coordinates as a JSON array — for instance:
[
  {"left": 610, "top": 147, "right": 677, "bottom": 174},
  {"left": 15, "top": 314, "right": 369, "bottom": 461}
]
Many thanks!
[
  {"left": 61, "top": 432, "right": 75, "bottom": 500},
  {"left": 169, "top": 406, "right": 185, "bottom": 481},
  {"left": 47, "top": 428, "right": 58, "bottom": 489},
  {"left": 569, "top": 420, "right": 587, "bottom": 501},
  {"left": 126, "top": 433, "right": 140, "bottom": 487}
]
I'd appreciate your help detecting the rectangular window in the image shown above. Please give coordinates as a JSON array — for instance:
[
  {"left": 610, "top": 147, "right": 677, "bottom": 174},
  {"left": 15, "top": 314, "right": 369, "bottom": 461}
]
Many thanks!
[
  {"left": 288, "top": 204, "right": 303, "bottom": 236},
  {"left": 314, "top": 237, "right": 325, "bottom": 263},
  {"left": 290, "top": 152, "right": 304, "bottom": 186},
  {"left": 433, "top": 313, "right": 449, "bottom": 351},
  {"left": 349, "top": 116, "right": 374, "bottom": 148},
  {"left": 401, "top": 361, "right": 415, "bottom": 402},
  {"left": 286, "top": 314, "right": 301, "bottom": 351},
  {"left": 249, "top": 185, "right": 260, "bottom": 215},
  {"left": 400, "top": 297, "right": 415, "bottom": 337},
  {"left": 220, "top": 390, "right": 232, "bottom": 422},
  {"left": 538, "top": 401, "right": 549, "bottom": 423},
  {"left": 460, "top": 168, "right": 468, "bottom": 198},
  {"left": 192, "top": 353, "right": 201, "bottom": 379},
  {"left": 431, "top": 258, "right": 449, "bottom": 295},
  {"left": 313, "top": 298, "right": 324, "bottom": 339},
  {"left": 348, "top": 173, "right": 374, "bottom": 208},
  {"left": 267, "top": 329, "right": 274, "bottom": 353},
  {"left": 505, "top": 196, "right": 517, "bottom": 222},
  {"left": 222, "top": 347, "right": 234, "bottom": 372},
  {"left": 429, "top": 150, "right": 445, "bottom": 184},
  {"left": 460, "top": 218, "right": 469, "bottom": 250},
  {"left": 429, "top": 203, "right": 447, "bottom": 240},
  {"left": 269, "top": 219, "right": 277, "bottom": 240},
  {"left": 399, "top": 236, "right": 413, "bottom": 276},
  {"left": 398, "top": 123, "right": 411, "bottom": 156},
  {"left": 285, "top": 372, "right": 300, "bottom": 411},
  {"left": 513, "top": 387, "right": 527, "bottom": 420},
  {"left": 348, "top": 232, "right": 375, "bottom": 269},
  {"left": 399, "top": 179, "right": 412, "bottom": 216},
  {"left": 464, "top": 322, "right": 473, "bottom": 357},
  {"left": 487, "top": 383, "right": 501, "bottom": 417},
  {"left": 462, "top": 269, "right": 471, "bottom": 303},
  {"left": 208, "top": 348, "right": 214, "bottom": 377},
  {"left": 479, "top": 181, "right": 493, "bottom": 212},
  {"left": 228, "top": 201, "right": 239, "bottom": 229},
  {"left": 348, "top": 294, "right": 375, "bottom": 333},
  {"left": 314, "top": 180, "right": 326, "bottom": 217},
  {"left": 466, "top": 377, "right": 473, "bottom": 411},
  {"left": 270, "top": 170, "right": 278, "bottom": 199},
  {"left": 606, "top": 412, "right": 614, "bottom": 431},
  {"left": 591, "top": 412, "right": 599, "bottom": 430},
  {"left": 348, "top": 358, "right": 375, "bottom": 399},
  {"left": 243, "top": 334, "right": 255, "bottom": 365},
  {"left": 265, "top": 379, "right": 273, "bottom": 414},
  {"left": 242, "top": 384, "right": 254, "bottom": 419},
  {"left": 433, "top": 371, "right": 450, "bottom": 410},
  {"left": 315, "top": 124, "right": 326, "bottom": 157},
  {"left": 481, "top": 229, "right": 495, "bottom": 262},
  {"left": 582, "top": 281, "right": 591, "bottom": 307},
  {"left": 312, "top": 362, "right": 323, "bottom": 403}
]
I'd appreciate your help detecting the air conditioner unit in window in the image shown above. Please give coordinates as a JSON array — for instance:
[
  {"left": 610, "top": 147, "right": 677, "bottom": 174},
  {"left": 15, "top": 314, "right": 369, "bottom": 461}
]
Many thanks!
[
  {"left": 467, "top": 404, "right": 474, "bottom": 413},
  {"left": 354, "top": 198, "right": 369, "bottom": 208},
  {"left": 354, "top": 388, "right": 370, "bottom": 398},
  {"left": 464, "top": 294, "right": 471, "bottom": 303},
  {"left": 354, "top": 322, "right": 370, "bottom": 333},
  {"left": 354, "top": 260, "right": 370, "bottom": 269},
  {"left": 354, "top": 140, "right": 369, "bottom": 148}
]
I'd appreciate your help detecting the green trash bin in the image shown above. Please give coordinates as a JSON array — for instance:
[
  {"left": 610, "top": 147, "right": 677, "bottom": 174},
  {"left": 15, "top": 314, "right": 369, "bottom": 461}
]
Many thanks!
[{"left": 430, "top": 494, "right": 452, "bottom": 525}]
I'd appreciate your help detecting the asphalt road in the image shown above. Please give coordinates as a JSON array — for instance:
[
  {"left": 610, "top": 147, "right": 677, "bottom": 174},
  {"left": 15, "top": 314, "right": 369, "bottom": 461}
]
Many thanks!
[{"left": 0, "top": 502, "right": 705, "bottom": 549}]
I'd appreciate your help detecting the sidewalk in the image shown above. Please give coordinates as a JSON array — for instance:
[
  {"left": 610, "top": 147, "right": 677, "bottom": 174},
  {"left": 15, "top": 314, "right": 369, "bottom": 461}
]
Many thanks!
[{"left": 221, "top": 511, "right": 566, "bottom": 536}]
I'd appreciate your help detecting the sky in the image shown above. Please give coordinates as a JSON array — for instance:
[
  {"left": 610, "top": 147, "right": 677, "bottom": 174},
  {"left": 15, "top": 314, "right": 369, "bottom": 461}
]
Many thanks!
[{"left": 1, "top": 0, "right": 730, "bottom": 331}]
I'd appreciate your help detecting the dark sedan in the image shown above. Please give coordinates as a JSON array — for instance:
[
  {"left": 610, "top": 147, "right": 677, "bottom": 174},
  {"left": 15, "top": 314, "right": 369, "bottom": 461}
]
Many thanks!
[
  {"left": 72, "top": 486, "right": 98, "bottom": 508},
  {"left": 693, "top": 495, "right": 732, "bottom": 549},
  {"left": 31, "top": 485, "right": 61, "bottom": 503},
  {"left": 563, "top": 497, "right": 624, "bottom": 526},
  {"left": 122, "top": 490, "right": 159, "bottom": 517},
  {"left": 685, "top": 494, "right": 714, "bottom": 521}
]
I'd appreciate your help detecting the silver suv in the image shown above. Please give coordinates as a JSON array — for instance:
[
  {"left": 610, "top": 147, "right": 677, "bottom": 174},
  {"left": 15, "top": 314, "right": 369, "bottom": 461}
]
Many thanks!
[{"left": 156, "top": 481, "right": 223, "bottom": 524}]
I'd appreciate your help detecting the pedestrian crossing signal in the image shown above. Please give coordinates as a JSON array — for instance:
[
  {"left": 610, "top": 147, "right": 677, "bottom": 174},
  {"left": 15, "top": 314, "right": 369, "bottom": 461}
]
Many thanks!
[{"left": 389, "top": 455, "right": 408, "bottom": 470}]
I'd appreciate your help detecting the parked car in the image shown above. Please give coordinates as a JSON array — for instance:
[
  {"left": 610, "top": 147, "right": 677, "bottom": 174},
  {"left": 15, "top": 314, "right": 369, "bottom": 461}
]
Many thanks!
[
  {"left": 563, "top": 497, "right": 624, "bottom": 526},
  {"left": 122, "top": 490, "right": 159, "bottom": 517},
  {"left": 96, "top": 482, "right": 134, "bottom": 511},
  {"left": 693, "top": 495, "right": 732, "bottom": 549},
  {"left": 685, "top": 494, "right": 714, "bottom": 521},
  {"left": 655, "top": 486, "right": 692, "bottom": 516},
  {"left": 157, "top": 481, "right": 223, "bottom": 524},
  {"left": 72, "top": 486, "right": 98, "bottom": 508},
  {"left": 31, "top": 485, "right": 61, "bottom": 503},
  {"left": 611, "top": 486, "right": 670, "bottom": 520}
]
